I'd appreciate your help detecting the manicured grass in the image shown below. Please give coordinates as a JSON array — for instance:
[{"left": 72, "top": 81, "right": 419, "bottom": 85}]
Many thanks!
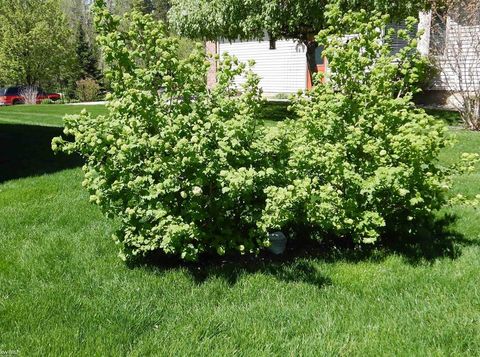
[
  {"left": 0, "top": 102, "right": 465, "bottom": 128},
  {"left": 0, "top": 106, "right": 479, "bottom": 355},
  {"left": 425, "top": 108, "right": 462, "bottom": 126},
  {"left": 0, "top": 104, "right": 108, "bottom": 127},
  {"left": 0, "top": 101, "right": 291, "bottom": 127}
]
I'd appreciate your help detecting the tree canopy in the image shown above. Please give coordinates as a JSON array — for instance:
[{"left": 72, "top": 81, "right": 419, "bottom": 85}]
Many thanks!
[
  {"left": 0, "top": 0, "right": 76, "bottom": 88},
  {"left": 168, "top": 0, "right": 430, "bottom": 42}
]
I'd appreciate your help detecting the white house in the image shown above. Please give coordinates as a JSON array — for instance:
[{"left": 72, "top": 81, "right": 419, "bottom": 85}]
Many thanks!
[
  {"left": 206, "top": 37, "right": 309, "bottom": 95},
  {"left": 427, "top": 8, "right": 480, "bottom": 90},
  {"left": 206, "top": 5, "right": 480, "bottom": 105}
]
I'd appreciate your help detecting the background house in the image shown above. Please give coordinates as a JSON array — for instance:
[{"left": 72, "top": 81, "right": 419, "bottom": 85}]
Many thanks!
[
  {"left": 206, "top": 38, "right": 308, "bottom": 95},
  {"left": 207, "top": 6, "right": 480, "bottom": 106},
  {"left": 419, "top": 4, "right": 480, "bottom": 106}
]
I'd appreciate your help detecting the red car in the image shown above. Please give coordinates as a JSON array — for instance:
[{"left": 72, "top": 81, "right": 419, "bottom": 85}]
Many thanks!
[{"left": 0, "top": 86, "right": 61, "bottom": 106}]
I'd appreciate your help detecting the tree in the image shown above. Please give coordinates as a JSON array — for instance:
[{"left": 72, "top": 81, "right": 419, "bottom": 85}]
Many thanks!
[
  {"left": 126, "top": 0, "right": 170, "bottom": 21},
  {"left": 61, "top": 0, "right": 96, "bottom": 43},
  {"left": 132, "top": 0, "right": 154, "bottom": 14},
  {"left": 61, "top": 0, "right": 92, "bottom": 28},
  {"left": 168, "top": 0, "right": 431, "bottom": 81},
  {"left": 429, "top": 0, "right": 480, "bottom": 130},
  {"left": 76, "top": 22, "right": 101, "bottom": 80},
  {"left": 150, "top": 0, "right": 170, "bottom": 21},
  {"left": 0, "top": 0, "right": 76, "bottom": 89}
]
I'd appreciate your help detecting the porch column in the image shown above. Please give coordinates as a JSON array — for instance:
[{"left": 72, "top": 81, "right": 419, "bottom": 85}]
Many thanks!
[{"left": 418, "top": 11, "right": 432, "bottom": 56}]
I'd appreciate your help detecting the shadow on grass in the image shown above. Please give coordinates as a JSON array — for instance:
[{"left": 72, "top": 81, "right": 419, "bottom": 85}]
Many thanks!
[
  {"left": 136, "top": 249, "right": 333, "bottom": 289},
  {"left": 131, "top": 214, "right": 475, "bottom": 287},
  {"left": 0, "top": 123, "right": 82, "bottom": 183},
  {"left": 258, "top": 101, "right": 294, "bottom": 122},
  {"left": 424, "top": 108, "right": 462, "bottom": 126},
  {"left": 380, "top": 213, "right": 478, "bottom": 265}
]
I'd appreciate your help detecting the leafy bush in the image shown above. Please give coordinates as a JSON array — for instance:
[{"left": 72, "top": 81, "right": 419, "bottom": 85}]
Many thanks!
[
  {"left": 53, "top": 2, "right": 275, "bottom": 260},
  {"left": 258, "top": 6, "right": 479, "bottom": 245},
  {"left": 56, "top": 98, "right": 68, "bottom": 104},
  {"left": 40, "top": 98, "right": 53, "bottom": 105},
  {"left": 19, "top": 86, "right": 38, "bottom": 105},
  {"left": 75, "top": 78, "right": 100, "bottom": 102},
  {"left": 272, "top": 93, "right": 292, "bottom": 100},
  {"left": 54, "top": 3, "right": 478, "bottom": 262}
]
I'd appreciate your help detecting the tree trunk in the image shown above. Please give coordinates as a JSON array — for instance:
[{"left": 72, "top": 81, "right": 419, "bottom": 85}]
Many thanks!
[{"left": 305, "top": 40, "right": 318, "bottom": 87}]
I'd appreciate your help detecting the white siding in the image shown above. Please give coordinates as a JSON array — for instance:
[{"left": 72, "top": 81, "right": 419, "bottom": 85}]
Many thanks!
[
  {"left": 218, "top": 38, "right": 307, "bottom": 94},
  {"left": 433, "top": 18, "right": 480, "bottom": 91}
]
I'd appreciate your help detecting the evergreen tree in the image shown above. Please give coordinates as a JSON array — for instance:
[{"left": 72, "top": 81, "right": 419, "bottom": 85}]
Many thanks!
[
  {"left": 151, "top": 0, "right": 170, "bottom": 21},
  {"left": 132, "top": 0, "right": 154, "bottom": 14},
  {"left": 76, "top": 22, "right": 101, "bottom": 80}
]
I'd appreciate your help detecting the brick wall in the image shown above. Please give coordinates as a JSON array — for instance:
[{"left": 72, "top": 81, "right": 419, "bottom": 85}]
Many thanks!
[{"left": 205, "top": 41, "right": 217, "bottom": 88}]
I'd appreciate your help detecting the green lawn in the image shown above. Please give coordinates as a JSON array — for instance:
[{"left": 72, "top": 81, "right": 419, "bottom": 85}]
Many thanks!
[
  {"left": 0, "top": 104, "right": 108, "bottom": 127},
  {"left": 0, "top": 102, "right": 289, "bottom": 127},
  {"left": 1, "top": 105, "right": 479, "bottom": 355}
]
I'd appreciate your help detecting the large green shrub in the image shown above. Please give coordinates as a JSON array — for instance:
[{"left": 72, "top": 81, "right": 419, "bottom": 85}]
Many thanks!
[
  {"left": 75, "top": 78, "right": 100, "bottom": 102},
  {"left": 258, "top": 6, "right": 479, "bottom": 245},
  {"left": 53, "top": 2, "right": 277, "bottom": 260},
  {"left": 54, "top": 2, "right": 478, "bottom": 261}
]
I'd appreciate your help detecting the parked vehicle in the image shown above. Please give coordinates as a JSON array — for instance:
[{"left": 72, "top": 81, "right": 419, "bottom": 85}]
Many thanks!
[{"left": 0, "top": 86, "right": 61, "bottom": 106}]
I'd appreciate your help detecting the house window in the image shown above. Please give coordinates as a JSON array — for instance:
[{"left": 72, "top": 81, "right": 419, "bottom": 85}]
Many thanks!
[
  {"left": 387, "top": 23, "right": 416, "bottom": 55},
  {"left": 431, "top": 11, "right": 447, "bottom": 55},
  {"left": 315, "top": 46, "right": 324, "bottom": 65}
]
